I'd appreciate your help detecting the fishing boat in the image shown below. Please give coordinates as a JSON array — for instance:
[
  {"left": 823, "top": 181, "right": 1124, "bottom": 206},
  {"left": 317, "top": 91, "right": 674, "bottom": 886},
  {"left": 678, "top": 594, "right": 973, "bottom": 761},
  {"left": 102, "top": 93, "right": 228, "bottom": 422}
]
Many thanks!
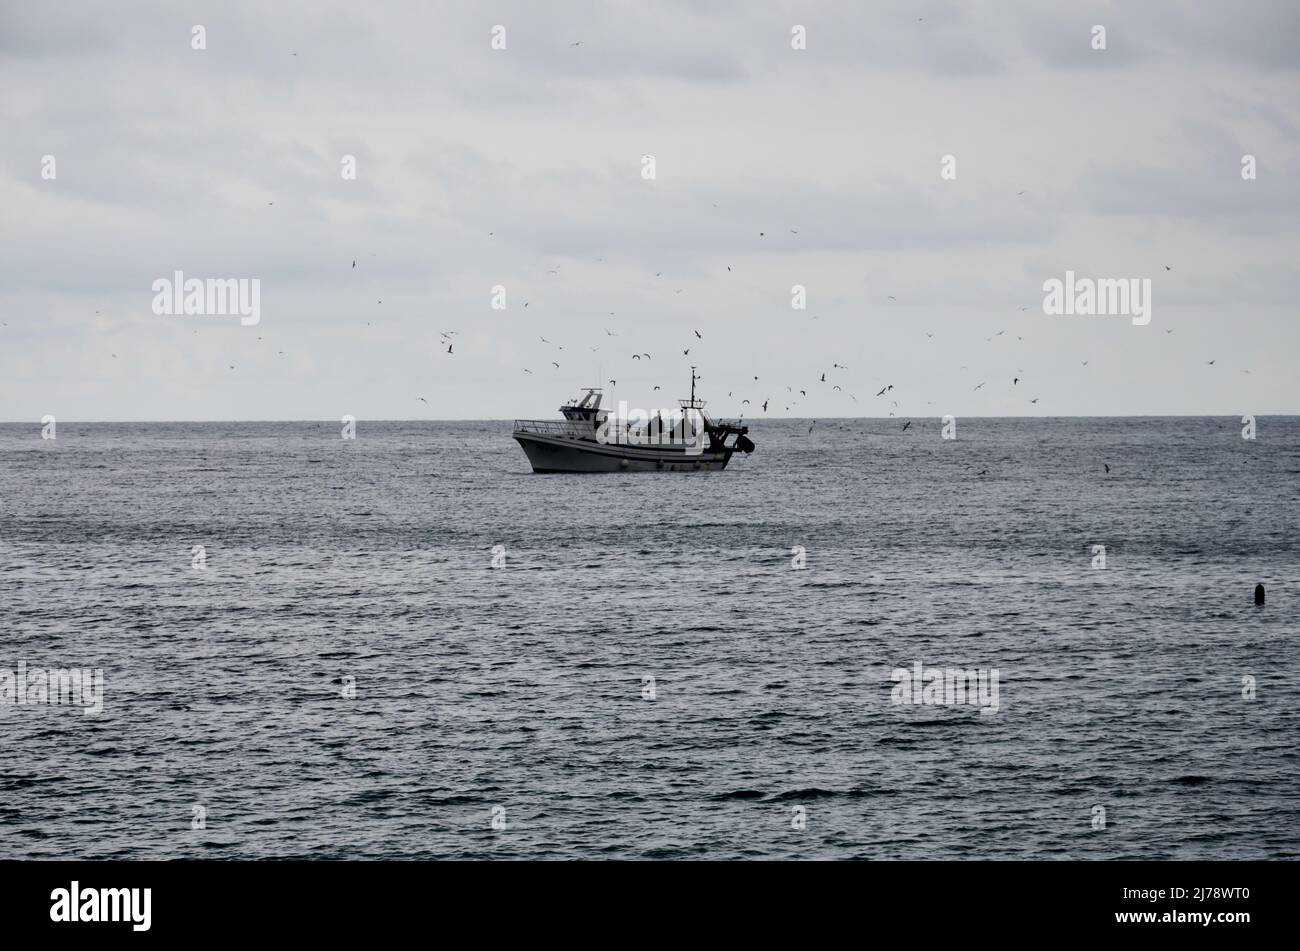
[{"left": 512, "top": 369, "right": 754, "bottom": 473}]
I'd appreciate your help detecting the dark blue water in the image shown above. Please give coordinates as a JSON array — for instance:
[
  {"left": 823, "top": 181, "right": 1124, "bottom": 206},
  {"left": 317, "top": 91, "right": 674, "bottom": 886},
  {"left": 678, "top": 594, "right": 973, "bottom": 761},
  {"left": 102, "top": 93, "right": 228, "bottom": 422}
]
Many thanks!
[{"left": 1, "top": 417, "right": 1297, "bottom": 858}]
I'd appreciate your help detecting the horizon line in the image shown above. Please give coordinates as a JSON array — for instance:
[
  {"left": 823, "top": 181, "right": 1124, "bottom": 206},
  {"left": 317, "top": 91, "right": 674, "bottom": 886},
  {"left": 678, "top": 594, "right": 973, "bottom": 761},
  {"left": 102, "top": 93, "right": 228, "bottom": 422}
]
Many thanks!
[{"left": 2, "top": 413, "right": 1296, "bottom": 425}]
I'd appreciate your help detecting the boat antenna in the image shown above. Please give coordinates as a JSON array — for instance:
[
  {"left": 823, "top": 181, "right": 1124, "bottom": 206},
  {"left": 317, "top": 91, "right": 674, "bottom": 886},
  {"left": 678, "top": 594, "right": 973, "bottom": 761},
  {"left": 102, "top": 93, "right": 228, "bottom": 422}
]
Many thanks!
[{"left": 690, "top": 365, "right": 696, "bottom": 404}]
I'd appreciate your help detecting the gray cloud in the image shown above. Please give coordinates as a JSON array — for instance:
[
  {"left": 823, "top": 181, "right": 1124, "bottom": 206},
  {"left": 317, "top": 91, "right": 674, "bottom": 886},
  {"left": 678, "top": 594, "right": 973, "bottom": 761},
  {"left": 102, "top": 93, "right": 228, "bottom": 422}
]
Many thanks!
[{"left": 1, "top": 0, "right": 1298, "bottom": 421}]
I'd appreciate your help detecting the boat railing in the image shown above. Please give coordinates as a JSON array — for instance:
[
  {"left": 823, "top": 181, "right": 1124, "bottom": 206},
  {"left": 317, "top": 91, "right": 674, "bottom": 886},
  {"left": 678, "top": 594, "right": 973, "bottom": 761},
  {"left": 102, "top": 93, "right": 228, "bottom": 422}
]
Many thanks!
[{"left": 513, "top": 419, "right": 593, "bottom": 439}]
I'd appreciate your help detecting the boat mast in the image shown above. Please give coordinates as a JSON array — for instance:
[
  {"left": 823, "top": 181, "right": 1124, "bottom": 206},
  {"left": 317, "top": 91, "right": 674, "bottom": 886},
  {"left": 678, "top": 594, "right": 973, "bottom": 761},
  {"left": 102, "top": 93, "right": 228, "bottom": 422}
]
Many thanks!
[{"left": 686, "top": 366, "right": 695, "bottom": 444}]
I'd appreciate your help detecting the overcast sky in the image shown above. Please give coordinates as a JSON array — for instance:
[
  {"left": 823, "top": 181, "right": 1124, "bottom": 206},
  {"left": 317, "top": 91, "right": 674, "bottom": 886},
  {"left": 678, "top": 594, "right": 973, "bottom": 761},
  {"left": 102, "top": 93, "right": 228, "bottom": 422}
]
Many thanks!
[{"left": 2, "top": 1, "right": 1298, "bottom": 421}]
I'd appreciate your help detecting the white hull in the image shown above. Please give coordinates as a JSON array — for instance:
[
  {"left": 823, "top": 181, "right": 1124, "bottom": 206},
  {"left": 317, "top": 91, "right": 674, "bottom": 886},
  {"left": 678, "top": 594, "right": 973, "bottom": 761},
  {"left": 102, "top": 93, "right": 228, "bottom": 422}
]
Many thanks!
[{"left": 514, "top": 432, "right": 733, "bottom": 473}]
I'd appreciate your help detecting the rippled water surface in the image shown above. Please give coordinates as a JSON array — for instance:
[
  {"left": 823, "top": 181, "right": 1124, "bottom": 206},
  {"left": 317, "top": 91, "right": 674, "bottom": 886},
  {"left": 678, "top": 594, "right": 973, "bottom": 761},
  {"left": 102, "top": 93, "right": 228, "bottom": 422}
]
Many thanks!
[{"left": 1, "top": 418, "right": 1297, "bottom": 859}]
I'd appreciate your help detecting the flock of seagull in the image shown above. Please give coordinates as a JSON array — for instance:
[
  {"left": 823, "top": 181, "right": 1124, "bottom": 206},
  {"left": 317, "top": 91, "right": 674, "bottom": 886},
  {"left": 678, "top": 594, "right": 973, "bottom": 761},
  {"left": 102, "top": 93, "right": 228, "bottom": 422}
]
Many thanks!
[
  {"left": 11, "top": 231, "right": 1249, "bottom": 425},
  {"left": 427, "top": 253, "right": 1082, "bottom": 425},
  {"left": 364, "top": 251, "right": 1251, "bottom": 426}
]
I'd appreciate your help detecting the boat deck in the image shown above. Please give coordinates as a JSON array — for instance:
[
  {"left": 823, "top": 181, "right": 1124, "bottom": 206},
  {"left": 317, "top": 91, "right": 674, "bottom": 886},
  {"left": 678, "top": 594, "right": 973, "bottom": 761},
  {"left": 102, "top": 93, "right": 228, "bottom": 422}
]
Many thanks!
[{"left": 513, "top": 419, "right": 593, "bottom": 439}]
